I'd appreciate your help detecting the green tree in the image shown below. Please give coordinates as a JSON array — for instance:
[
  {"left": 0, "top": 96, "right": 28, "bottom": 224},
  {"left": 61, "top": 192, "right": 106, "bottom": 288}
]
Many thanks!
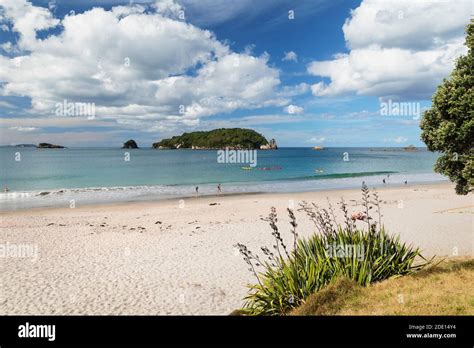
[{"left": 420, "top": 20, "right": 473, "bottom": 195}]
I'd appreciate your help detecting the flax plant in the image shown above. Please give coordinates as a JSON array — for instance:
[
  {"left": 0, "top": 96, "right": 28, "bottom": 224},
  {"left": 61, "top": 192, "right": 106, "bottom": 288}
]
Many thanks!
[{"left": 236, "top": 186, "right": 432, "bottom": 316}]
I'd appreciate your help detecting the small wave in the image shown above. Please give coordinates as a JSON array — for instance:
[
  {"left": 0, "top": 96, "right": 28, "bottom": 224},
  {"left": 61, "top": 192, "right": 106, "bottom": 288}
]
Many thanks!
[
  {"left": 278, "top": 171, "right": 397, "bottom": 182},
  {"left": 0, "top": 171, "right": 397, "bottom": 199},
  {"left": 310, "top": 170, "right": 397, "bottom": 179},
  {"left": 0, "top": 172, "right": 447, "bottom": 211},
  {"left": 0, "top": 185, "right": 166, "bottom": 200},
  {"left": 0, "top": 191, "right": 33, "bottom": 200}
]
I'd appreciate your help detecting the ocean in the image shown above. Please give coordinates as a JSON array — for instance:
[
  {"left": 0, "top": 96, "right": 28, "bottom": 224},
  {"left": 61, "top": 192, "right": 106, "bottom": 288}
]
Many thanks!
[{"left": 0, "top": 147, "right": 445, "bottom": 210}]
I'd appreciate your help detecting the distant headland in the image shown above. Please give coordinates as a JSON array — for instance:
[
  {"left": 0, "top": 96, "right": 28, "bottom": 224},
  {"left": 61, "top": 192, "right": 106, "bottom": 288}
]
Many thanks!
[
  {"left": 37, "top": 143, "right": 66, "bottom": 149},
  {"left": 369, "top": 145, "right": 419, "bottom": 152},
  {"left": 13, "top": 144, "right": 37, "bottom": 148},
  {"left": 152, "top": 128, "right": 277, "bottom": 150},
  {"left": 2, "top": 143, "right": 66, "bottom": 148}
]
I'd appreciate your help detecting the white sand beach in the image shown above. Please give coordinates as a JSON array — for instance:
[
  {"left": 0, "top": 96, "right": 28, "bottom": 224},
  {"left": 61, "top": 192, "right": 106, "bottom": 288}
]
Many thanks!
[{"left": 0, "top": 182, "right": 472, "bottom": 315}]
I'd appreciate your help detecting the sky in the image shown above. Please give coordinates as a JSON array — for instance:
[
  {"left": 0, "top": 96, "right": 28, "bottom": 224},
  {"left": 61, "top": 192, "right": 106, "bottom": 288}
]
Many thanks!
[{"left": 0, "top": 0, "right": 471, "bottom": 147}]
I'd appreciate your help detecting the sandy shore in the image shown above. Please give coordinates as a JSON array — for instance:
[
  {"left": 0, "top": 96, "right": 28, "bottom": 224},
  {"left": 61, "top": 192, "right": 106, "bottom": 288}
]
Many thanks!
[{"left": 0, "top": 182, "right": 472, "bottom": 315}]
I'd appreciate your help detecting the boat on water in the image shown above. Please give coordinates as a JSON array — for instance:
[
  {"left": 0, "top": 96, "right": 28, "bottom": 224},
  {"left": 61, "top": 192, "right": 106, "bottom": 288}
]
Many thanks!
[
  {"left": 241, "top": 166, "right": 253, "bottom": 170},
  {"left": 312, "top": 146, "right": 324, "bottom": 150},
  {"left": 256, "top": 166, "right": 283, "bottom": 171},
  {"left": 314, "top": 169, "right": 324, "bottom": 173}
]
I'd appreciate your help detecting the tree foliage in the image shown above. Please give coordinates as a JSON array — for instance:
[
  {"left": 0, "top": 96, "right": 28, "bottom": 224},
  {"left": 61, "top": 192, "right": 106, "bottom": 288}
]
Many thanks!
[{"left": 420, "top": 20, "right": 474, "bottom": 195}]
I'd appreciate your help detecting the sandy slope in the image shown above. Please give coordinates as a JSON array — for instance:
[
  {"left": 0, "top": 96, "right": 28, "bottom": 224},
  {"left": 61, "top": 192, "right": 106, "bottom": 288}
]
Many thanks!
[{"left": 0, "top": 183, "right": 472, "bottom": 314}]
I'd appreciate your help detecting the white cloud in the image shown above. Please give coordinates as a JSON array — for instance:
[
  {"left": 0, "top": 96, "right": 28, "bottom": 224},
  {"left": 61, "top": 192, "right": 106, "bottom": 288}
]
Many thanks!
[
  {"left": 384, "top": 136, "right": 408, "bottom": 144},
  {"left": 199, "top": 113, "right": 331, "bottom": 130},
  {"left": 0, "top": 41, "right": 14, "bottom": 53},
  {"left": 282, "top": 51, "right": 298, "bottom": 62},
  {"left": 308, "top": 136, "right": 325, "bottom": 143},
  {"left": 308, "top": 0, "right": 471, "bottom": 100},
  {"left": 279, "top": 83, "right": 310, "bottom": 97},
  {"left": 0, "top": 0, "right": 59, "bottom": 50},
  {"left": 177, "top": 0, "right": 258, "bottom": 26},
  {"left": 0, "top": 129, "right": 114, "bottom": 146},
  {"left": 0, "top": 100, "right": 15, "bottom": 108},
  {"left": 152, "top": 0, "right": 184, "bottom": 18},
  {"left": 0, "top": 117, "right": 112, "bottom": 128},
  {"left": 8, "top": 126, "right": 37, "bottom": 132},
  {"left": 284, "top": 104, "right": 304, "bottom": 114},
  {"left": 176, "top": 0, "right": 332, "bottom": 27},
  {"left": 343, "top": 0, "right": 470, "bottom": 50},
  {"left": 0, "top": 0, "right": 286, "bottom": 130}
]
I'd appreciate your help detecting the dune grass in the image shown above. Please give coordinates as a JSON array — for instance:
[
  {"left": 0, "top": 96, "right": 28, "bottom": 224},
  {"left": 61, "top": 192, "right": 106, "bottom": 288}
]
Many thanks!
[{"left": 291, "top": 258, "right": 474, "bottom": 315}]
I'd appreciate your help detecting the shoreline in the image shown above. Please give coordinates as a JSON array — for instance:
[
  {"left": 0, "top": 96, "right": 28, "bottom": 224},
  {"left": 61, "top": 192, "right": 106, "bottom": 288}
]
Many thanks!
[
  {"left": 0, "top": 177, "right": 448, "bottom": 213},
  {"left": 1, "top": 181, "right": 472, "bottom": 314}
]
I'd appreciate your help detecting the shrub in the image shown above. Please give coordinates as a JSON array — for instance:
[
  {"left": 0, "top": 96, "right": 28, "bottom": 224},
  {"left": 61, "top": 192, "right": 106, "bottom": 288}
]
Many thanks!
[{"left": 235, "top": 185, "right": 431, "bottom": 315}]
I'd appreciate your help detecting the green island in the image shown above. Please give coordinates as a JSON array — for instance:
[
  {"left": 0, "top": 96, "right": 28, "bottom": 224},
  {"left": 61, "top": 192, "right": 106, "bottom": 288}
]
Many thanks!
[{"left": 152, "top": 128, "right": 277, "bottom": 150}]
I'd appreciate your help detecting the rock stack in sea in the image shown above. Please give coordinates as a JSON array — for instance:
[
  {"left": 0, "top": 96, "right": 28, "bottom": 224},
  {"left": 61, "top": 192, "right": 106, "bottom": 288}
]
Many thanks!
[
  {"left": 260, "top": 138, "right": 277, "bottom": 150},
  {"left": 122, "top": 139, "right": 139, "bottom": 149}
]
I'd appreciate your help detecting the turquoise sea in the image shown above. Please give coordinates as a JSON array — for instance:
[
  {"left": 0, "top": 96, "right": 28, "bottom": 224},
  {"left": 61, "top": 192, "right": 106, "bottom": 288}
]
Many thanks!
[{"left": 0, "top": 147, "right": 445, "bottom": 210}]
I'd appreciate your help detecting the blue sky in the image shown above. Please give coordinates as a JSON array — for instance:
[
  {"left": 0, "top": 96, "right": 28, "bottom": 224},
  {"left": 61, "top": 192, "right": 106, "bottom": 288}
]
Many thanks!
[{"left": 0, "top": 0, "right": 471, "bottom": 147}]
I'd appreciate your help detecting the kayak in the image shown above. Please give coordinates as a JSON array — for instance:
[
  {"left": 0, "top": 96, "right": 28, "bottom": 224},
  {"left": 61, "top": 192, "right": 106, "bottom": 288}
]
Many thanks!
[{"left": 241, "top": 166, "right": 253, "bottom": 170}]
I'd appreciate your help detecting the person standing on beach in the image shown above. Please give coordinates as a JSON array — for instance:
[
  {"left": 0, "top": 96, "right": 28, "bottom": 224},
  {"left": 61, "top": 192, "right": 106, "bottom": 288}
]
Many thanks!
[
  {"left": 195, "top": 186, "right": 199, "bottom": 195},
  {"left": 217, "top": 184, "right": 222, "bottom": 194},
  {"left": 383, "top": 178, "right": 386, "bottom": 184}
]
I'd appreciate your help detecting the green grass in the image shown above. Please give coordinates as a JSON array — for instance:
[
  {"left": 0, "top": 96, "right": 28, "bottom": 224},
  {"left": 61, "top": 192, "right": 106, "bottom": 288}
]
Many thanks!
[{"left": 291, "top": 258, "right": 474, "bottom": 315}]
